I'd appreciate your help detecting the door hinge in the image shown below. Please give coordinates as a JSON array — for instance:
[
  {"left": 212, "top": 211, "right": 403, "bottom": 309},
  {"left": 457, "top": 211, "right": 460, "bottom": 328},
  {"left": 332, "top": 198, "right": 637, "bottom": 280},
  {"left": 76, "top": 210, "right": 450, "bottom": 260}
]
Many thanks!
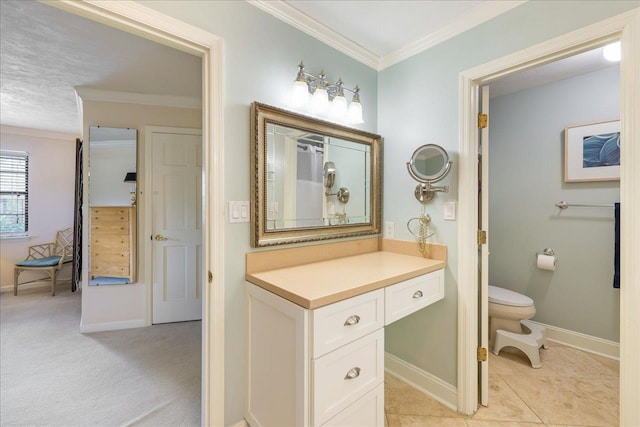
[
  {"left": 208, "top": 271, "right": 213, "bottom": 284},
  {"left": 478, "top": 113, "right": 488, "bottom": 129},
  {"left": 477, "top": 347, "right": 488, "bottom": 362},
  {"left": 478, "top": 230, "right": 487, "bottom": 245}
]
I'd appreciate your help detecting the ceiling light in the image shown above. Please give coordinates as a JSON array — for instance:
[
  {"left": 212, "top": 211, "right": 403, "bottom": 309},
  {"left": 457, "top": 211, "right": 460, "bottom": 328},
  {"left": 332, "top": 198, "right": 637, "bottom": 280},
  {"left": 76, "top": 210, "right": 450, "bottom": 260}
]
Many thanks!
[
  {"left": 291, "top": 61, "right": 364, "bottom": 124},
  {"left": 603, "top": 41, "right": 621, "bottom": 62}
]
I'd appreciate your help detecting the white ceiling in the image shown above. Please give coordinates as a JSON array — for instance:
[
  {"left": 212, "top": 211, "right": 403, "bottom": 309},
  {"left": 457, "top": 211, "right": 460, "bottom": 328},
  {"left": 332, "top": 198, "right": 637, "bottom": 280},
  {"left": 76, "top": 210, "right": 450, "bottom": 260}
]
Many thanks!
[
  {"left": 0, "top": 0, "right": 201, "bottom": 135},
  {"left": 0, "top": 0, "right": 618, "bottom": 136}
]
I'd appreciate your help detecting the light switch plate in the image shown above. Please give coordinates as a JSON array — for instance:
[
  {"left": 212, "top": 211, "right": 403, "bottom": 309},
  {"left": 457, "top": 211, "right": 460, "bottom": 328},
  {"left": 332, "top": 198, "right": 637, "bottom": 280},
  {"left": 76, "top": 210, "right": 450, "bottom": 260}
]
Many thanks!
[
  {"left": 444, "top": 201, "right": 456, "bottom": 221},
  {"left": 229, "top": 201, "right": 250, "bottom": 223},
  {"left": 384, "top": 221, "right": 395, "bottom": 239}
]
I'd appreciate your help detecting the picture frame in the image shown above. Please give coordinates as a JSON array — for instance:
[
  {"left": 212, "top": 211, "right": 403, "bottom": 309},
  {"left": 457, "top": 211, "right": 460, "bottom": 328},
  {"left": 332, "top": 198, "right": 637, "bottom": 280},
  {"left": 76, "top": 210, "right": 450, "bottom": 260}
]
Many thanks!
[{"left": 564, "top": 119, "right": 620, "bottom": 182}]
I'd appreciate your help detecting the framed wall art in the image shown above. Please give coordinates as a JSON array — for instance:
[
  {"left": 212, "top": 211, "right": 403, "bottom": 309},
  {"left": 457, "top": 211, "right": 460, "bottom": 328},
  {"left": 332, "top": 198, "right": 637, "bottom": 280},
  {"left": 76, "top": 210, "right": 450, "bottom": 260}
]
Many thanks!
[{"left": 565, "top": 119, "right": 620, "bottom": 182}]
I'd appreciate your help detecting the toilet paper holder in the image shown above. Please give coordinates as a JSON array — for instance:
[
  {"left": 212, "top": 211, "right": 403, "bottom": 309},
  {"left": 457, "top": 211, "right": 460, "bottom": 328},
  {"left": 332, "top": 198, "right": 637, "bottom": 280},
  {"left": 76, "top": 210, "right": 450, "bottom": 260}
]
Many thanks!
[{"left": 539, "top": 248, "right": 555, "bottom": 256}]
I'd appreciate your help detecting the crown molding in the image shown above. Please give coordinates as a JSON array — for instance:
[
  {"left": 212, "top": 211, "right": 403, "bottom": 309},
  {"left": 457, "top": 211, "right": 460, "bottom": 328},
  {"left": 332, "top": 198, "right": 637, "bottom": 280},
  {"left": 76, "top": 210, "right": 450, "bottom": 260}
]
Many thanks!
[
  {"left": 0, "top": 125, "right": 78, "bottom": 141},
  {"left": 74, "top": 87, "right": 202, "bottom": 109},
  {"left": 248, "top": 0, "right": 380, "bottom": 69},
  {"left": 248, "top": 0, "right": 526, "bottom": 72},
  {"left": 379, "top": 1, "right": 527, "bottom": 70}
]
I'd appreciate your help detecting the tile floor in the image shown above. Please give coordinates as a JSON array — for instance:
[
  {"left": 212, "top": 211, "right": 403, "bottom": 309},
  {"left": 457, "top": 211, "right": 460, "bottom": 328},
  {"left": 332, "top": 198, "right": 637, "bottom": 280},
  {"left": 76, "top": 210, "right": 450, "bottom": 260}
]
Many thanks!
[{"left": 385, "top": 342, "right": 619, "bottom": 427}]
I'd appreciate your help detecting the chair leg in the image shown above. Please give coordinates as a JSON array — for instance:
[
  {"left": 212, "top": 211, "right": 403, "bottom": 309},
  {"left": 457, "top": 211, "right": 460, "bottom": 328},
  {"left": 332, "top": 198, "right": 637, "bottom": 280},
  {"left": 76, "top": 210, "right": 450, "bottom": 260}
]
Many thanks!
[
  {"left": 14, "top": 268, "right": 20, "bottom": 296},
  {"left": 51, "top": 269, "right": 56, "bottom": 296}
]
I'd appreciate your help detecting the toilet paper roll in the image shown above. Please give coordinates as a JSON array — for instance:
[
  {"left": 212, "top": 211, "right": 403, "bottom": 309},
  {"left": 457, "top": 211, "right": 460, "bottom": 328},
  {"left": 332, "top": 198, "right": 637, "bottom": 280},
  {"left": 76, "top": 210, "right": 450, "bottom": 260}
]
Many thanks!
[{"left": 537, "top": 254, "right": 557, "bottom": 271}]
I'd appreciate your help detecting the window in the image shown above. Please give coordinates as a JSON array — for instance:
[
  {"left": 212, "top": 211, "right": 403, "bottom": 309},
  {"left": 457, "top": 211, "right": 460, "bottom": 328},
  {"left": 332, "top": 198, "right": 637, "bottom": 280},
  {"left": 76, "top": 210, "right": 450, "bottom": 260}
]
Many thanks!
[{"left": 0, "top": 151, "right": 29, "bottom": 237}]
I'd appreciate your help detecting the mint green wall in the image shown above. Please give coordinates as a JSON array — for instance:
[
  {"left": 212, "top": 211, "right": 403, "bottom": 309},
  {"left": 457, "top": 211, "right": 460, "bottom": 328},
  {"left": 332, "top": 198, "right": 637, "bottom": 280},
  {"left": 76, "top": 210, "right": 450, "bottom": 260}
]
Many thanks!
[
  {"left": 136, "top": 0, "right": 638, "bottom": 422},
  {"left": 379, "top": 1, "right": 637, "bottom": 388},
  {"left": 489, "top": 66, "right": 620, "bottom": 342},
  {"left": 137, "top": 1, "right": 378, "bottom": 424}
]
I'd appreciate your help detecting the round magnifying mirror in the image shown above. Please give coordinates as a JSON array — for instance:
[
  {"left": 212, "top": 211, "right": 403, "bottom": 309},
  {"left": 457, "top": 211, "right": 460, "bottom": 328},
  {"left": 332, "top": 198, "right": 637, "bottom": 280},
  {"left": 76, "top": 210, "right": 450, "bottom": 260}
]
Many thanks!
[{"left": 407, "top": 144, "right": 451, "bottom": 183}]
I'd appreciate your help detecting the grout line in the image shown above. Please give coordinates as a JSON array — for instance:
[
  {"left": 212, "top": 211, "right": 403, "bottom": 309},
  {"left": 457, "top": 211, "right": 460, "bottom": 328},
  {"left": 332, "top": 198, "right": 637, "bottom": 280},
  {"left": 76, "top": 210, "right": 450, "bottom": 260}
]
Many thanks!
[{"left": 497, "top": 372, "right": 546, "bottom": 425}]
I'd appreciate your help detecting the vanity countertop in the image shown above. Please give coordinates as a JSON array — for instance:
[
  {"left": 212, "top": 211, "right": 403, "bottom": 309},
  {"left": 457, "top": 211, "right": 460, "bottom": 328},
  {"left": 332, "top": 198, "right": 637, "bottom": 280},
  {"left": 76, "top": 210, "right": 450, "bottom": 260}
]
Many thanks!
[{"left": 246, "top": 251, "right": 446, "bottom": 309}]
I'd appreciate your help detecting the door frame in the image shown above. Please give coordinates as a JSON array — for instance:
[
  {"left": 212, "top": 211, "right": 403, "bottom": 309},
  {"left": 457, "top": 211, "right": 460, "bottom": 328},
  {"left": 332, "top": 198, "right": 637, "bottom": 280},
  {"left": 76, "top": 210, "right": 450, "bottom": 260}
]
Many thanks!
[
  {"left": 49, "top": 1, "right": 226, "bottom": 425},
  {"left": 457, "top": 9, "right": 639, "bottom": 426}
]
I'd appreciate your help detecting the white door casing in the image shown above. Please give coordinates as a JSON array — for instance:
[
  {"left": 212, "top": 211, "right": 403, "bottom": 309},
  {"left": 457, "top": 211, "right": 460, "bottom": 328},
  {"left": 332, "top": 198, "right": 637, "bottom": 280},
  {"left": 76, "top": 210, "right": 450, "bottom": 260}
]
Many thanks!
[
  {"left": 151, "top": 128, "right": 203, "bottom": 324},
  {"left": 458, "top": 10, "right": 640, "bottom": 425},
  {"left": 479, "top": 85, "right": 490, "bottom": 407}
]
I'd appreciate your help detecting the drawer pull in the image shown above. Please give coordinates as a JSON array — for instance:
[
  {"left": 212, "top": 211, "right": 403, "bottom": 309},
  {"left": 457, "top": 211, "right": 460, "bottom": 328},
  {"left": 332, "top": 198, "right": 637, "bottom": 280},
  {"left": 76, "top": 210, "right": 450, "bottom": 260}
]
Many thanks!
[
  {"left": 413, "top": 290, "right": 424, "bottom": 299},
  {"left": 344, "top": 367, "right": 361, "bottom": 380},
  {"left": 343, "top": 315, "right": 361, "bottom": 326}
]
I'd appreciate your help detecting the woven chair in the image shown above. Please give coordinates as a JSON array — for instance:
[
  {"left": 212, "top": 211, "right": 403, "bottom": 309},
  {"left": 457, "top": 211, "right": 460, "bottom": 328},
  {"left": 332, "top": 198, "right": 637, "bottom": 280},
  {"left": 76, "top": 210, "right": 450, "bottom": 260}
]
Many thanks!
[{"left": 14, "top": 228, "right": 73, "bottom": 296}]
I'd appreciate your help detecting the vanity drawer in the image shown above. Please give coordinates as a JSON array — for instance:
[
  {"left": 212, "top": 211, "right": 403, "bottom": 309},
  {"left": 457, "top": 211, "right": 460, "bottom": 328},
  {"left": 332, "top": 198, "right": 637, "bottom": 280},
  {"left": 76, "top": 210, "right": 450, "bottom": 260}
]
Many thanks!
[
  {"left": 321, "top": 383, "right": 384, "bottom": 427},
  {"left": 384, "top": 269, "right": 444, "bottom": 325},
  {"left": 311, "top": 289, "right": 384, "bottom": 358},
  {"left": 312, "top": 329, "right": 384, "bottom": 426}
]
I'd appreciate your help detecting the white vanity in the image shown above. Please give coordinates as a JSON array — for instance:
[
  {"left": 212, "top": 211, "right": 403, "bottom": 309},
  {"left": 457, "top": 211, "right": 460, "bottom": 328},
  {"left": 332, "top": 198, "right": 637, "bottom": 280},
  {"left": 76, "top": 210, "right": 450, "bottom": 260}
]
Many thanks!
[{"left": 245, "top": 249, "right": 445, "bottom": 427}]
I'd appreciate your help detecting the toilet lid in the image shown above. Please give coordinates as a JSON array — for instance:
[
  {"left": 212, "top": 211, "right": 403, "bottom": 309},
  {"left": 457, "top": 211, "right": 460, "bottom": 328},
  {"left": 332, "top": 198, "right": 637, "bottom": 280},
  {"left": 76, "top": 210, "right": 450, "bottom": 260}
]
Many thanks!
[{"left": 488, "top": 286, "right": 534, "bottom": 307}]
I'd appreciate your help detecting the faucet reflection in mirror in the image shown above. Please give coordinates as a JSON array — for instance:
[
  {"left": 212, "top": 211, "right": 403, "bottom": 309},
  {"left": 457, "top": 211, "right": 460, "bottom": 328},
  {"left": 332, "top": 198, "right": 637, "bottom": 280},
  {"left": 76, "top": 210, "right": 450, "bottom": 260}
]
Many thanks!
[
  {"left": 123, "top": 172, "right": 136, "bottom": 206},
  {"left": 291, "top": 61, "right": 364, "bottom": 125}
]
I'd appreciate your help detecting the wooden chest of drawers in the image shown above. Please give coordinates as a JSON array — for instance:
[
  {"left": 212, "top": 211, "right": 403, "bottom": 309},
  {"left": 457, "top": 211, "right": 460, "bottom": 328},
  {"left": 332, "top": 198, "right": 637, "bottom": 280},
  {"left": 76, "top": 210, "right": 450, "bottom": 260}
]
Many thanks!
[{"left": 90, "top": 206, "right": 136, "bottom": 281}]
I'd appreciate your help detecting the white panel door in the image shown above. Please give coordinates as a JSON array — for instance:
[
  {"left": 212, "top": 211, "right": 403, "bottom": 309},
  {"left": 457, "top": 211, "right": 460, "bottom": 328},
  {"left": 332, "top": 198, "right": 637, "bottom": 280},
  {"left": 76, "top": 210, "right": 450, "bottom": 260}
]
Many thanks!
[
  {"left": 479, "top": 85, "right": 490, "bottom": 406},
  {"left": 152, "top": 129, "right": 202, "bottom": 324}
]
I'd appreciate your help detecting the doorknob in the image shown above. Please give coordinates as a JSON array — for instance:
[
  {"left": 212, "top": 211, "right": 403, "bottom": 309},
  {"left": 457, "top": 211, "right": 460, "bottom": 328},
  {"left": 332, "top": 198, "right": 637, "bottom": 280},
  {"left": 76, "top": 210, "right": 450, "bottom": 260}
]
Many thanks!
[{"left": 154, "top": 234, "right": 168, "bottom": 241}]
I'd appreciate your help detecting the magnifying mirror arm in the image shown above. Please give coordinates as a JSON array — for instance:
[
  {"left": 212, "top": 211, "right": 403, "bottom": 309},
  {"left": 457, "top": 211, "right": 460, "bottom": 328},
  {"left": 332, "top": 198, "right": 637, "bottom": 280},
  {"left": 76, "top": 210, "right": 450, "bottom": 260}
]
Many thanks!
[
  {"left": 325, "top": 187, "right": 350, "bottom": 203},
  {"left": 414, "top": 182, "right": 449, "bottom": 204}
]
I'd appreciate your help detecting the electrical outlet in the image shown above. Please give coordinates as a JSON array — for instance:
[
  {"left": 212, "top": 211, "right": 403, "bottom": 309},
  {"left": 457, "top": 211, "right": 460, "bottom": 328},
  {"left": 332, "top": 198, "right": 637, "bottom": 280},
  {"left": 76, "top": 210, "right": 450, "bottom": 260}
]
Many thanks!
[
  {"left": 384, "top": 221, "right": 395, "bottom": 239},
  {"left": 328, "top": 201, "right": 335, "bottom": 215},
  {"left": 444, "top": 201, "right": 456, "bottom": 221}
]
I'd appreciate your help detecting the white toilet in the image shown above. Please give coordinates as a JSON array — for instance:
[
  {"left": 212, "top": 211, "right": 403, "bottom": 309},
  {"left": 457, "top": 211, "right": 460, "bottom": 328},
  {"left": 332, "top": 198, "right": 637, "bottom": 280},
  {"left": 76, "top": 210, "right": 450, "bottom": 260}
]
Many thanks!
[{"left": 489, "top": 285, "right": 548, "bottom": 368}]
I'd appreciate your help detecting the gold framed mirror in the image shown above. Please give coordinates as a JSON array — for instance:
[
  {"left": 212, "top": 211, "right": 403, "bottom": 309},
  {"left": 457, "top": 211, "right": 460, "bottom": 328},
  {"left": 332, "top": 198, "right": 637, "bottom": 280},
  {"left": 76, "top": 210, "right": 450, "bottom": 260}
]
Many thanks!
[{"left": 251, "top": 102, "right": 382, "bottom": 247}]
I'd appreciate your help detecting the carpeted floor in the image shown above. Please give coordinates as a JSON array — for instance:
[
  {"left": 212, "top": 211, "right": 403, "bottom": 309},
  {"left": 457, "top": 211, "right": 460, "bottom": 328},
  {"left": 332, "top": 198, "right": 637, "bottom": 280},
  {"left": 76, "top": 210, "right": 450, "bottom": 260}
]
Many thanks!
[{"left": 0, "top": 282, "right": 201, "bottom": 426}]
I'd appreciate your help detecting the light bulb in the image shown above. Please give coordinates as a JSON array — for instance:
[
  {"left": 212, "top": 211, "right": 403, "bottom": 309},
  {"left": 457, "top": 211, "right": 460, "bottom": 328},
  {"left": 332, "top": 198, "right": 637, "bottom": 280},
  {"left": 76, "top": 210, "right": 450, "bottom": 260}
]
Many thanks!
[
  {"left": 292, "top": 80, "right": 309, "bottom": 108},
  {"left": 346, "top": 100, "right": 363, "bottom": 124},
  {"left": 311, "top": 87, "right": 329, "bottom": 115},
  {"left": 603, "top": 41, "right": 621, "bottom": 62},
  {"left": 330, "top": 94, "right": 347, "bottom": 120}
]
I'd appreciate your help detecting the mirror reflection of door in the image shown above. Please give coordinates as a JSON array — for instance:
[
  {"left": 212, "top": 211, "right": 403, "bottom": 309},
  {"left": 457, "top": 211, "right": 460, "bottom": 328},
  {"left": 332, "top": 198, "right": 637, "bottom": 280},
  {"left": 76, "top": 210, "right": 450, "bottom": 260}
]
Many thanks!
[{"left": 88, "top": 126, "right": 137, "bottom": 286}]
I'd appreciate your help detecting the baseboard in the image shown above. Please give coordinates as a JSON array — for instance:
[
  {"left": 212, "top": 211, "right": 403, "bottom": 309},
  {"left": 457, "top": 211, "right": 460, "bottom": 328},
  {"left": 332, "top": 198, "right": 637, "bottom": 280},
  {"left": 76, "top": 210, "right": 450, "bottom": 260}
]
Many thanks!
[
  {"left": 79, "top": 318, "right": 147, "bottom": 333},
  {"left": 527, "top": 320, "right": 619, "bottom": 360},
  {"left": 384, "top": 352, "right": 457, "bottom": 411},
  {"left": 1, "top": 279, "right": 72, "bottom": 294},
  {"left": 230, "top": 420, "right": 249, "bottom": 427}
]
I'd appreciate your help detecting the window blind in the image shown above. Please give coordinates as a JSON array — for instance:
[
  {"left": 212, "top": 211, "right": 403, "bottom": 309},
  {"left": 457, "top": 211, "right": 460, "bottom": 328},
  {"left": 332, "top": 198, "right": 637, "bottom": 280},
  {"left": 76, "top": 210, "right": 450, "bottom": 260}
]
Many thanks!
[{"left": 0, "top": 150, "right": 29, "bottom": 236}]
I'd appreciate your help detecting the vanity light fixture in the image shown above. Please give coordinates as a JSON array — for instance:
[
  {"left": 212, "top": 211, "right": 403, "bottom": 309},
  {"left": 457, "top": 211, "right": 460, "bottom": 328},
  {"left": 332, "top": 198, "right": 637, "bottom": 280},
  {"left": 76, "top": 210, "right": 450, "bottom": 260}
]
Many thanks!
[
  {"left": 603, "top": 41, "right": 621, "bottom": 62},
  {"left": 292, "top": 61, "right": 364, "bottom": 124}
]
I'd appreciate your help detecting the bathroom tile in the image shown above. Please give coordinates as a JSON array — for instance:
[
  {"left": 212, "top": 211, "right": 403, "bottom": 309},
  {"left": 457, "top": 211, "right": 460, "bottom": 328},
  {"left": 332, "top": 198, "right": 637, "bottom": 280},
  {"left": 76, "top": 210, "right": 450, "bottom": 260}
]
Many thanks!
[
  {"left": 586, "top": 353, "right": 620, "bottom": 374},
  {"left": 489, "top": 350, "right": 558, "bottom": 378},
  {"left": 386, "top": 414, "right": 467, "bottom": 427},
  {"left": 384, "top": 413, "right": 389, "bottom": 427},
  {"left": 547, "top": 425, "right": 588, "bottom": 427},
  {"left": 573, "top": 377, "right": 619, "bottom": 421},
  {"left": 541, "top": 346, "right": 618, "bottom": 379},
  {"left": 384, "top": 374, "right": 462, "bottom": 418},
  {"left": 500, "top": 375, "right": 619, "bottom": 426},
  {"left": 466, "top": 421, "right": 544, "bottom": 426},
  {"left": 471, "top": 376, "right": 542, "bottom": 423}
]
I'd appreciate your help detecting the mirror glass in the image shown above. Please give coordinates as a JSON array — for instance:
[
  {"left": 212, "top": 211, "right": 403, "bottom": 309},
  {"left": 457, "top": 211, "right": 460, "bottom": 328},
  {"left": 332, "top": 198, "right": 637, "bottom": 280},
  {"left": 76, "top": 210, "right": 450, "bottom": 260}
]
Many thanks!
[
  {"left": 408, "top": 144, "right": 451, "bottom": 183},
  {"left": 251, "top": 103, "right": 382, "bottom": 247},
  {"left": 88, "top": 126, "right": 137, "bottom": 285}
]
